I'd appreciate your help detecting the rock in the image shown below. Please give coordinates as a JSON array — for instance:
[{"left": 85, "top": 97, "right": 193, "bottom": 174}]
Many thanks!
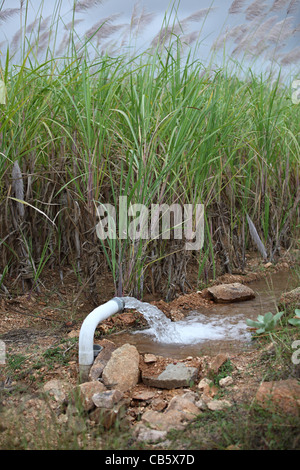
[
  {"left": 279, "top": 287, "right": 300, "bottom": 308},
  {"left": 92, "top": 389, "right": 124, "bottom": 409},
  {"left": 210, "top": 353, "right": 229, "bottom": 373},
  {"left": 131, "top": 390, "right": 156, "bottom": 401},
  {"left": 197, "top": 378, "right": 218, "bottom": 398},
  {"left": 207, "top": 283, "right": 255, "bottom": 303},
  {"left": 181, "top": 390, "right": 208, "bottom": 410},
  {"left": 151, "top": 397, "right": 168, "bottom": 411},
  {"left": 67, "top": 329, "right": 79, "bottom": 338},
  {"left": 102, "top": 343, "right": 140, "bottom": 392},
  {"left": 141, "top": 409, "right": 186, "bottom": 431},
  {"left": 42, "top": 379, "right": 72, "bottom": 404},
  {"left": 142, "top": 362, "right": 199, "bottom": 389},
  {"left": 261, "top": 342, "right": 276, "bottom": 356},
  {"left": 141, "top": 393, "right": 200, "bottom": 432},
  {"left": 88, "top": 339, "right": 117, "bottom": 381},
  {"left": 77, "top": 381, "right": 107, "bottom": 411},
  {"left": 226, "top": 444, "right": 241, "bottom": 450},
  {"left": 133, "top": 424, "right": 167, "bottom": 443},
  {"left": 207, "top": 399, "right": 232, "bottom": 411},
  {"left": 219, "top": 376, "right": 233, "bottom": 387},
  {"left": 116, "top": 313, "right": 137, "bottom": 326},
  {"left": 264, "top": 262, "right": 273, "bottom": 268},
  {"left": 255, "top": 379, "right": 300, "bottom": 416},
  {"left": 89, "top": 402, "right": 127, "bottom": 430},
  {"left": 198, "top": 377, "right": 213, "bottom": 391},
  {"left": 195, "top": 398, "right": 208, "bottom": 411},
  {"left": 181, "top": 390, "right": 199, "bottom": 403},
  {"left": 166, "top": 395, "right": 200, "bottom": 420},
  {"left": 144, "top": 353, "right": 157, "bottom": 363}
]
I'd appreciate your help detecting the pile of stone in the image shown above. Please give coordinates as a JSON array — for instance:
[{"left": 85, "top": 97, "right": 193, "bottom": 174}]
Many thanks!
[
  {"left": 36, "top": 342, "right": 237, "bottom": 443},
  {"left": 2, "top": 337, "right": 299, "bottom": 447}
]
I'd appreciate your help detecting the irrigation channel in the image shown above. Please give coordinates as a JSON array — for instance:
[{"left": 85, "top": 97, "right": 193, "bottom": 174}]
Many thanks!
[{"left": 109, "top": 270, "right": 298, "bottom": 359}]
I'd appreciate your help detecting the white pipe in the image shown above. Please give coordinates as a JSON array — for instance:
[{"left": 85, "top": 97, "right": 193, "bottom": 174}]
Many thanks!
[{"left": 78, "top": 297, "right": 125, "bottom": 379}]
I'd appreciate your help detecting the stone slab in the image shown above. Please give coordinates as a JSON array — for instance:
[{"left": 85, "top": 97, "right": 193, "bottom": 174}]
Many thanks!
[{"left": 142, "top": 362, "right": 199, "bottom": 389}]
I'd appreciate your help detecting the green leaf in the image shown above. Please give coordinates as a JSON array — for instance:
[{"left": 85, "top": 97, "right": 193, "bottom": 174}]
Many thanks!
[
  {"left": 256, "top": 327, "right": 266, "bottom": 334},
  {"left": 294, "top": 309, "right": 300, "bottom": 317},
  {"left": 263, "top": 312, "right": 274, "bottom": 323},
  {"left": 273, "top": 311, "right": 284, "bottom": 322},
  {"left": 246, "top": 319, "right": 262, "bottom": 328},
  {"left": 288, "top": 318, "right": 300, "bottom": 327}
]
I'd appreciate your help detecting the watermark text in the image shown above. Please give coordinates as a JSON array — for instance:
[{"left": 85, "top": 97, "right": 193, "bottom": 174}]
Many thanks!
[{"left": 95, "top": 197, "right": 205, "bottom": 250}]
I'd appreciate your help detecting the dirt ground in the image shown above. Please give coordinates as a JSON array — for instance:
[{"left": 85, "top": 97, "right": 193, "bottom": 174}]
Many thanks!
[{"left": 0, "top": 249, "right": 299, "bottom": 450}]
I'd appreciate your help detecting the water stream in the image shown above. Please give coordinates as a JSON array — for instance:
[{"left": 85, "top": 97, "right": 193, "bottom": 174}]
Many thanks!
[
  {"left": 114, "top": 270, "right": 298, "bottom": 358},
  {"left": 121, "top": 297, "right": 184, "bottom": 344}
]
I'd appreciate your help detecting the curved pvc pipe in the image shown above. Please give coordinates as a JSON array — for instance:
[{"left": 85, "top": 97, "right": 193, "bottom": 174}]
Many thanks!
[{"left": 78, "top": 297, "right": 125, "bottom": 379}]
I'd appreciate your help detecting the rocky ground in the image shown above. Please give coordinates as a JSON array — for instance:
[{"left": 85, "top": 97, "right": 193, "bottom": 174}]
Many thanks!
[{"left": 0, "top": 251, "right": 299, "bottom": 450}]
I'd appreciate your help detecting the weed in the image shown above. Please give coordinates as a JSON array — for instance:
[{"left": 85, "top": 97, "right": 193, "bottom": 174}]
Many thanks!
[
  {"left": 166, "top": 403, "right": 300, "bottom": 450},
  {"left": 7, "top": 353, "right": 27, "bottom": 371},
  {"left": 246, "top": 311, "right": 285, "bottom": 334},
  {"left": 209, "top": 359, "right": 234, "bottom": 387}
]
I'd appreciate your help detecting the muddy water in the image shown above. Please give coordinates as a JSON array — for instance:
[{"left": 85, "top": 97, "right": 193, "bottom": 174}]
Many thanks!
[{"left": 111, "top": 270, "right": 298, "bottom": 359}]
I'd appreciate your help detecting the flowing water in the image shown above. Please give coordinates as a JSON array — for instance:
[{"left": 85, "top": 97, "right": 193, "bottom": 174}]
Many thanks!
[{"left": 113, "top": 270, "right": 298, "bottom": 358}]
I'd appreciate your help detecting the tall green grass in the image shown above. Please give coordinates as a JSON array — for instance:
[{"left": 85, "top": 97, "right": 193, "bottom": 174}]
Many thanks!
[{"left": 0, "top": 1, "right": 299, "bottom": 301}]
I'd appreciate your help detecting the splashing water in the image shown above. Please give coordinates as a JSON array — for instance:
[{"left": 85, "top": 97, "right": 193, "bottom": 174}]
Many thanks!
[
  {"left": 121, "top": 297, "right": 183, "bottom": 343},
  {"left": 121, "top": 296, "right": 251, "bottom": 345},
  {"left": 118, "top": 271, "right": 297, "bottom": 352}
]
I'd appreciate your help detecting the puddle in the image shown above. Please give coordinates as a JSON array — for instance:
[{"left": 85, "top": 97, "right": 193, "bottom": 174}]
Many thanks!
[{"left": 111, "top": 270, "right": 298, "bottom": 358}]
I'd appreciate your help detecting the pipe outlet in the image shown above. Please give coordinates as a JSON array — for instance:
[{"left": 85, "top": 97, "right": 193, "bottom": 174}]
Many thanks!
[{"left": 78, "top": 297, "right": 125, "bottom": 378}]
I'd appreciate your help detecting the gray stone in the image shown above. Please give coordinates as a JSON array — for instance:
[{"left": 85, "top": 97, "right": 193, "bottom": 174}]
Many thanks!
[{"left": 142, "top": 362, "right": 198, "bottom": 389}]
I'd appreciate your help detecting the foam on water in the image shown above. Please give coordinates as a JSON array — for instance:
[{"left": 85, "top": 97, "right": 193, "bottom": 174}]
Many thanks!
[
  {"left": 121, "top": 297, "right": 251, "bottom": 345},
  {"left": 171, "top": 311, "right": 251, "bottom": 344},
  {"left": 117, "top": 271, "right": 297, "bottom": 355}
]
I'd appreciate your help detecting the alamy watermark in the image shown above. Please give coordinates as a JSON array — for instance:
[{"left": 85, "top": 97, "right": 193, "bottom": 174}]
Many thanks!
[
  {"left": 291, "top": 340, "right": 300, "bottom": 365},
  {"left": 292, "top": 79, "right": 300, "bottom": 104},
  {"left": 0, "top": 340, "right": 5, "bottom": 364},
  {"left": 95, "top": 197, "right": 205, "bottom": 250}
]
